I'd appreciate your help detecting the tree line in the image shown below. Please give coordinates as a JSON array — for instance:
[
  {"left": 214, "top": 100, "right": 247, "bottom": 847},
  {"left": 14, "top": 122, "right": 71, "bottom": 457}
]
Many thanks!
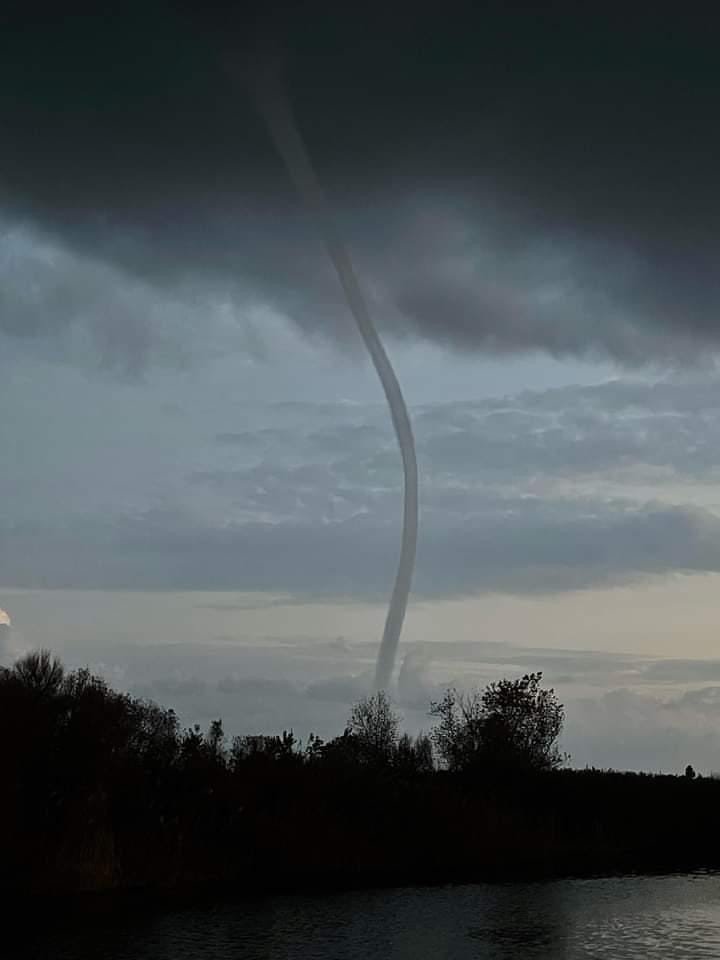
[
  {"left": 1, "top": 650, "right": 717, "bottom": 904},
  {"left": 0, "top": 650, "right": 566, "bottom": 789}
]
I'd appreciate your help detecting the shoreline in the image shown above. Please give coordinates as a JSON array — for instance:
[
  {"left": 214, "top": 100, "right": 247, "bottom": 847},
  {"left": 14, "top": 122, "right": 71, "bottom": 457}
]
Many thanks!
[{"left": 10, "top": 855, "right": 720, "bottom": 928}]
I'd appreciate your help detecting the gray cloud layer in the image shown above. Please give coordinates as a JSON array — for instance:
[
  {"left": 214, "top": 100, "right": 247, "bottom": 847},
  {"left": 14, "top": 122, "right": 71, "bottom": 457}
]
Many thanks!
[
  {"left": 4, "top": 376, "right": 720, "bottom": 595},
  {"left": 1, "top": 5, "right": 719, "bottom": 369},
  {"left": 2, "top": 501, "right": 717, "bottom": 596}
]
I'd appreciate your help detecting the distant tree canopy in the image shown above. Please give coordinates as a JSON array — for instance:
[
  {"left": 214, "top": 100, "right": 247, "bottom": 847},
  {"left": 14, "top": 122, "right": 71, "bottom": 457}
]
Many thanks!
[
  {"left": 314, "top": 691, "right": 433, "bottom": 774},
  {"left": 229, "top": 730, "right": 298, "bottom": 767},
  {"left": 2, "top": 651, "right": 716, "bottom": 902},
  {"left": 11, "top": 648, "right": 64, "bottom": 696},
  {"left": 0, "top": 650, "right": 182, "bottom": 780},
  {"left": 429, "top": 672, "right": 566, "bottom": 774},
  {"left": 0, "top": 654, "right": 564, "bottom": 782},
  {"left": 347, "top": 691, "right": 400, "bottom": 765}
]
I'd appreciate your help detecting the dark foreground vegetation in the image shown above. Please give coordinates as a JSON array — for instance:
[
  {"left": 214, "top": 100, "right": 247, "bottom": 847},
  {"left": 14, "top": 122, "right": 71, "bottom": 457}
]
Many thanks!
[{"left": 2, "top": 652, "right": 719, "bottom": 912}]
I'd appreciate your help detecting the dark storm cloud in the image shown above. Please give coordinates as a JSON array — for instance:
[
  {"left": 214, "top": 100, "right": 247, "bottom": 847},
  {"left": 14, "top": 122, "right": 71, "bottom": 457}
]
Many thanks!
[
  {"left": 1, "top": 3, "right": 720, "bottom": 365},
  {"left": 0, "top": 221, "right": 196, "bottom": 374}
]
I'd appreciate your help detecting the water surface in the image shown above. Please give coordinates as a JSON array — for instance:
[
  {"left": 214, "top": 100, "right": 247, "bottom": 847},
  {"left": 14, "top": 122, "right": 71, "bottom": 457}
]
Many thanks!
[{"left": 23, "top": 873, "right": 720, "bottom": 959}]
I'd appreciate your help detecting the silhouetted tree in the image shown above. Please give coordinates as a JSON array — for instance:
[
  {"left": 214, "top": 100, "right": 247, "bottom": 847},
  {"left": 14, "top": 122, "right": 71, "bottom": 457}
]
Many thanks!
[
  {"left": 412, "top": 732, "right": 435, "bottom": 773},
  {"left": 429, "top": 686, "right": 485, "bottom": 772},
  {"left": 206, "top": 719, "right": 226, "bottom": 761},
  {"left": 395, "top": 732, "right": 435, "bottom": 775},
  {"left": 180, "top": 724, "right": 206, "bottom": 765},
  {"left": 430, "top": 672, "right": 565, "bottom": 774},
  {"left": 313, "top": 730, "right": 364, "bottom": 769},
  {"left": 303, "top": 732, "right": 325, "bottom": 762},
  {"left": 230, "top": 730, "right": 298, "bottom": 768},
  {"left": 348, "top": 691, "right": 400, "bottom": 765},
  {"left": 685, "top": 764, "right": 697, "bottom": 780},
  {"left": 12, "top": 649, "right": 64, "bottom": 696}
]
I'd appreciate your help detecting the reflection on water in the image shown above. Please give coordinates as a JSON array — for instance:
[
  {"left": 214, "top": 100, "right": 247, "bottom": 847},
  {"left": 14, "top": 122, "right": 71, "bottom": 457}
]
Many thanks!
[{"left": 22, "top": 872, "right": 720, "bottom": 959}]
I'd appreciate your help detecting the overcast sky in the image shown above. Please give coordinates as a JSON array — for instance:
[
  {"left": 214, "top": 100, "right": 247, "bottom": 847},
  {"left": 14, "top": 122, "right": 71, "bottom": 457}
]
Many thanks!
[{"left": 3, "top": 3, "right": 720, "bottom": 772}]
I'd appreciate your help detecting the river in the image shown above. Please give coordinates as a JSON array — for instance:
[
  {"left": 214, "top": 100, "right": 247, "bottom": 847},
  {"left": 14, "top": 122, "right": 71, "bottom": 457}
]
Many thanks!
[{"left": 20, "top": 872, "right": 720, "bottom": 958}]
